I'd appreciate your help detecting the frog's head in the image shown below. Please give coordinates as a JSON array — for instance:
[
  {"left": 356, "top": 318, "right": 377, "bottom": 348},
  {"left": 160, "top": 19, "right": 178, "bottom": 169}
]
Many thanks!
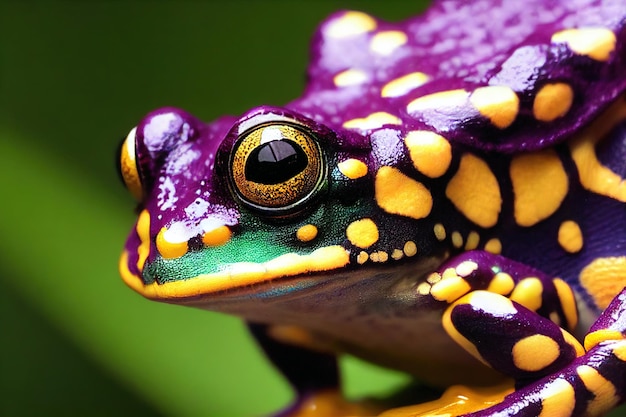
[{"left": 118, "top": 104, "right": 436, "bottom": 308}]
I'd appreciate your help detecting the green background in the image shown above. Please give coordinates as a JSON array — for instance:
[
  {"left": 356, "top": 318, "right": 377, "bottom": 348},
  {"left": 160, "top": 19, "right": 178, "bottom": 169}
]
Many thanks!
[
  {"left": 0, "top": 2, "right": 420, "bottom": 416},
  {"left": 2, "top": 2, "right": 624, "bottom": 417}
]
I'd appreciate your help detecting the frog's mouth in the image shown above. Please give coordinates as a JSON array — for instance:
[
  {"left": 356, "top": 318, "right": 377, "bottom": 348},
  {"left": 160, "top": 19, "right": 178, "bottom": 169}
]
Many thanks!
[{"left": 119, "top": 244, "right": 354, "bottom": 301}]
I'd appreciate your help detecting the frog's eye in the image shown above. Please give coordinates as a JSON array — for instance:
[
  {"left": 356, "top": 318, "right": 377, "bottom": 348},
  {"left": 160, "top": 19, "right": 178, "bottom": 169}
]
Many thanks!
[
  {"left": 230, "top": 123, "right": 325, "bottom": 215},
  {"left": 117, "top": 126, "right": 144, "bottom": 201}
]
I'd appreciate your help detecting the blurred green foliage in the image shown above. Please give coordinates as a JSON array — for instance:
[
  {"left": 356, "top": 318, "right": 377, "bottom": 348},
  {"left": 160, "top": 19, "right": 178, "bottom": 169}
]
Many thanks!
[{"left": 0, "top": 2, "right": 420, "bottom": 416}]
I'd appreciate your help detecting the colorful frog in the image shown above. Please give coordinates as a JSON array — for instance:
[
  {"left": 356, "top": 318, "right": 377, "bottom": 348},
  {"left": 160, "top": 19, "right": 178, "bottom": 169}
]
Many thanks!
[{"left": 118, "top": 1, "right": 626, "bottom": 416}]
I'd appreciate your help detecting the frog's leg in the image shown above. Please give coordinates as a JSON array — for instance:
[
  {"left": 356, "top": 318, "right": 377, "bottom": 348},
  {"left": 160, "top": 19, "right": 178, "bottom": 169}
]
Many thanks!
[
  {"left": 416, "top": 250, "right": 625, "bottom": 416},
  {"left": 424, "top": 250, "right": 579, "bottom": 334},
  {"left": 456, "top": 288, "right": 626, "bottom": 417},
  {"left": 381, "top": 250, "right": 585, "bottom": 416},
  {"left": 248, "top": 323, "right": 379, "bottom": 417}
]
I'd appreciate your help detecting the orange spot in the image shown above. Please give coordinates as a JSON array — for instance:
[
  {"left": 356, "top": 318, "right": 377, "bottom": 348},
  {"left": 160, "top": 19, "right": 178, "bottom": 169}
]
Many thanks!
[
  {"left": 533, "top": 83, "right": 574, "bottom": 122},
  {"left": 405, "top": 131, "right": 452, "bottom": 178},
  {"left": 296, "top": 224, "right": 318, "bottom": 243},
  {"left": 202, "top": 225, "right": 231, "bottom": 247},
  {"left": 446, "top": 154, "right": 501, "bottom": 228},
  {"left": 552, "top": 28, "right": 616, "bottom": 62},
  {"left": 346, "top": 218, "right": 379, "bottom": 249},
  {"left": 510, "top": 149, "right": 568, "bottom": 227},
  {"left": 470, "top": 86, "right": 519, "bottom": 129},
  {"left": 580, "top": 257, "right": 626, "bottom": 310},
  {"left": 375, "top": 166, "right": 433, "bottom": 219}
]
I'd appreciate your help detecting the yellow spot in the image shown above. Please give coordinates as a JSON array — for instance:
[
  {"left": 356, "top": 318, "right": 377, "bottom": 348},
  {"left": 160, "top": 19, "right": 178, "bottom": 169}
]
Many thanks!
[
  {"left": 561, "top": 329, "right": 585, "bottom": 357},
  {"left": 381, "top": 72, "right": 430, "bottom": 98},
  {"left": 434, "top": 223, "right": 447, "bottom": 241},
  {"left": 156, "top": 226, "right": 188, "bottom": 259},
  {"left": 584, "top": 329, "right": 624, "bottom": 352},
  {"left": 612, "top": 340, "right": 626, "bottom": 362},
  {"left": 431, "top": 276, "right": 471, "bottom": 303},
  {"left": 484, "top": 238, "right": 502, "bottom": 254},
  {"left": 556, "top": 220, "right": 583, "bottom": 254},
  {"left": 512, "top": 334, "right": 560, "bottom": 372},
  {"left": 533, "top": 83, "right": 574, "bottom": 122},
  {"left": 446, "top": 153, "right": 502, "bottom": 228},
  {"left": 417, "top": 282, "right": 431, "bottom": 295},
  {"left": 510, "top": 277, "right": 543, "bottom": 312},
  {"left": 337, "top": 158, "right": 368, "bottom": 179},
  {"left": 568, "top": 98, "right": 626, "bottom": 202},
  {"left": 469, "top": 86, "right": 519, "bottom": 129},
  {"left": 571, "top": 140, "right": 626, "bottom": 202},
  {"left": 202, "top": 225, "right": 231, "bottom": 247},
  {"left": 375, "top": 166, "right": 433, "bottom": 219},
  {"left": 451, "top": 231, "right": 463, "bottom": 248},
  {"left": 333, "top": 69, "right": 368, "bottom": 87},
  {"left": 465, "top": 231, "right": 480, "bottom": 250},
  {"left": 407, "top": 89, "right": 469, "bottom": 115},
  {"left": 370, "top": 30, "right": 408, "bottom": 55},
  {"left": 552, "top": 28, "right": 617, "bottom": 62},
  {"left": 403, "top": 241, "right": 418, "bottom": 257},
  {"left": 537, "top": 379, "right": 576, "bottom": 417},
  {"left": 136, "top": 209, "right": 151, "bottom": 271},
  {"left": 391, "top": 249, "right": 404, "bottom": 260},
  {"left": 427, "top": 272, "right": 442, "bottom": 284},
  {"left": 442, "top": 267, "right": 458, "bottom": 280},
  {"left": 357, "top": 251, "right": 369, "bottom": 264},
  {"left": 296, "top": 224, "right": 318, "bottom": 243},
  {"left": 370, "top": 251, "right": 389, "bottom": 263},
  {"left": 346, "top": 218, "right": 379, "bottom": 249},
  {"left": 577, "top": 365, "right": 619, "bottom": 416},
  {"left": 510, "top": 150, "right": 568, "bottom": 227},
  {"left": 580, "top": 257, "right": 626, "bottom": 310},
  {"left": 487, "top": 272, "right": 515, "bottom": 295},
  {"left": 342, "top": 111, "right": 402, "bottom": 131},
  {"left": 404, "top": 131, "right": 452, "bottom": 178},
  {"left": 553, "top": 278, "right": 578, "bottom": 330},
  {"left": 325, "top": 11, "right": 377, "bottom": 38},
  {"left": 456, "top": 261, "right": 478, "bottom": 278}
]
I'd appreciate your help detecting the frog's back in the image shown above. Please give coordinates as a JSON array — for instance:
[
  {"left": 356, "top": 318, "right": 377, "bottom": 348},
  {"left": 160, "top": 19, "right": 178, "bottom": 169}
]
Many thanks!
[{"left": 293, "top": 0, "right": 626, "bottom": 153}]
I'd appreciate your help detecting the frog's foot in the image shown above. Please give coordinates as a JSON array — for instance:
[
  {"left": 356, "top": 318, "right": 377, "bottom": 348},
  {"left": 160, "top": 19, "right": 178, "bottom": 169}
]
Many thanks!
[
  {"left": 279, "top": 389, "right": 381, "bottom": 417},
  {"left": 377, "top": 383, "right": 513, "bottom": 417},
  {"left": 443, "top": 291, "right": 585, "bottom": 384},
  {"left": 424, "top": 251, "right": 579, "bottom": 332},
  {"left": 446, "top": 288, "right": 626, "bottom": 416}
]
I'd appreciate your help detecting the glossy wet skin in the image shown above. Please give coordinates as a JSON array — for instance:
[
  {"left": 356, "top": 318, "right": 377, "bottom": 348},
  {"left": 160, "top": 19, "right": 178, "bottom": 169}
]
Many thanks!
[{"left": 119, "top": 0, "right": 626, "bottom": 415}]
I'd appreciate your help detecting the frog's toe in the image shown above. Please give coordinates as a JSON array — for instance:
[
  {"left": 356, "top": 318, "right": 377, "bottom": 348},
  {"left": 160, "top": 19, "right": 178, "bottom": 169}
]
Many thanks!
[
  {"left": 377, "top": 383, "right": 513, "bottom": 417},
  {"left": 279, "top": 389, "right": 380, "bottom": 417},
  {"left": 585, "top": 287, "right": 626, "bottom": 352},
  {"left": 463, "top": 339, "right": 626, "bottom": 417},
  {"left": 443, "top": 291, "right": 585, "bottom": 383}
]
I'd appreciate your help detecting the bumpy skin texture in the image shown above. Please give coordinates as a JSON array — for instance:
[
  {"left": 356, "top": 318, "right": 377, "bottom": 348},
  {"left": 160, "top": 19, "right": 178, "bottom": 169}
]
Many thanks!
[{"left": 119, "top": 1, "right": 626, "bottom": 416}]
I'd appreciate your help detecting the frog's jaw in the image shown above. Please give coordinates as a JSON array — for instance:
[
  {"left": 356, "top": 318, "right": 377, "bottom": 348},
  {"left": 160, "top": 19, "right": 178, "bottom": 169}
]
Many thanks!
[{"left": 119, "top": 244, "right": 351, "bottom": 301}]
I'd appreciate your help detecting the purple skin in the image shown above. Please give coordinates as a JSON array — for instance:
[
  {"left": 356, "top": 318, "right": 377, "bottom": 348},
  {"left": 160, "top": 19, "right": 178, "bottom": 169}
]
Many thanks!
[{"left": 119, "top": 0, "right": 626, "bottom": 416}]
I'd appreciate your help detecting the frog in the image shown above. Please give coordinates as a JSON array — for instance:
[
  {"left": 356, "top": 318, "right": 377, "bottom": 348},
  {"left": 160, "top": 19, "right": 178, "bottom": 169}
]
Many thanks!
[{"left": 117, "top": 0, "right": 626, "bottom": 416}]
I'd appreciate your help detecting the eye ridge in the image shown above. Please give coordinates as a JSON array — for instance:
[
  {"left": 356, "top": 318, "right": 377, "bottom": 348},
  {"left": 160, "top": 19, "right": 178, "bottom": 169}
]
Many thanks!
[{"left": 245, "top": 139, "right": 309, "bottom": 185}]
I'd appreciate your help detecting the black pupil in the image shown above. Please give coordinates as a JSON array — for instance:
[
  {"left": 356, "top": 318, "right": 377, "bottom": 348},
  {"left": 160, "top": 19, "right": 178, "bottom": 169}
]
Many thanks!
[{"left": 245, "top": 140, "right": 308, "bottom": 185}]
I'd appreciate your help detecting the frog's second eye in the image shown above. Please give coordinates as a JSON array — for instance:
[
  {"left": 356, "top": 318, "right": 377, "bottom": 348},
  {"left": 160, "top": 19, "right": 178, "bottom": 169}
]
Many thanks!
[
  {"left": 230, "top": 123, "right": 324, "bottom": 214},
  {"left": 118, "top": 126, "right": 143, "bottom": 201}
]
